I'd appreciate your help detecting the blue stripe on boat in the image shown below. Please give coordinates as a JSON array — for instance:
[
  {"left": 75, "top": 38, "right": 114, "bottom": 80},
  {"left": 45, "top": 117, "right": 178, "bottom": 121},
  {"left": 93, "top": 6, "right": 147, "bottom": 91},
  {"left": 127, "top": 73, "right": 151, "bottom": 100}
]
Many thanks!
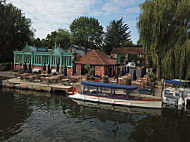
[{"left": 164, "top": 80, "right": 182, "bottom": 85}]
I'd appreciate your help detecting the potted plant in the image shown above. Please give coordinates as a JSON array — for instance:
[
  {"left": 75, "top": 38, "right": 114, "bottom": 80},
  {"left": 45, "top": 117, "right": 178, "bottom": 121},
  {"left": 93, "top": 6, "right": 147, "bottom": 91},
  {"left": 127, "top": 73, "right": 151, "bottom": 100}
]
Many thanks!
[
  {"left": 103, "top": 75, "right": 108, "bottom": 83},
  {"left": 126, "top": 78, "right": 132, "bottom": 85},
  {"left": 84, "top": 65, "right": 91, "bottom": 80}
]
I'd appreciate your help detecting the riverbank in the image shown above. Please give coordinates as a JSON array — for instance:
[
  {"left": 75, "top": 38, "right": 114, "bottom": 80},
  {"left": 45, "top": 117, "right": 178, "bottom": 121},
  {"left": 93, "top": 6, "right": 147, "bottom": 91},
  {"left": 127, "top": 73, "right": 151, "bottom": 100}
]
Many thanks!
[
  {"left": 0, "top": 71, "right": 17, "bottom": 79},
  {"left": 0, "top": 71, "right": 162, "bottom": 98}
]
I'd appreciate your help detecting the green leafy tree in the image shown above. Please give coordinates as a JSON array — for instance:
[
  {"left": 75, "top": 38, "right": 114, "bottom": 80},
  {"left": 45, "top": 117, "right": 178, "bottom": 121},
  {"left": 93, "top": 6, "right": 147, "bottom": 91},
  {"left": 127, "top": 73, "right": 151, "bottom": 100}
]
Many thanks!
[
  {"left": 30, "top": 37, "right": 42, "bottom": 47},
  {"left": 123, "top": 41, "right": 134, "bottom": 47},
  {"left": 55, "top": 29, "right": 71, "bottom": 49},
  {"left": 43, "top": 31, "right": 57, "bottom": 48},
  {"left": 70, "top": 16, "right": 104, "bottom": 50},
  {"left": 104, "top": 18, "right": 131, "bottom": 54},
  {"left": 0, "top": 1, "right": 34, "bottom": 62},
  {"left": 138, "top": 0, "right": 190, "bottom": 79}
]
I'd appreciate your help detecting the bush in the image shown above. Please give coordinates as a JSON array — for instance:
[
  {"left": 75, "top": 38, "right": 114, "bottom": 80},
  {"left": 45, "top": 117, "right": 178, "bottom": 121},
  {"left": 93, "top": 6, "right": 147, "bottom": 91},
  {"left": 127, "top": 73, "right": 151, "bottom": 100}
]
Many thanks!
[
  {"left": 103, "top": 76, "right": 108, "bottom": 83},
  {"left": 0, "top": 62, "right": 11, "bottom": 70},
  {"left": 38, "top": 70, "right": 41, "bottom": 74},
  {"left": 148, "top": 71, "right": 156, "bottom": 82},
  {"left": 126, "top": 78, "right": 132, "bottom": 85}
]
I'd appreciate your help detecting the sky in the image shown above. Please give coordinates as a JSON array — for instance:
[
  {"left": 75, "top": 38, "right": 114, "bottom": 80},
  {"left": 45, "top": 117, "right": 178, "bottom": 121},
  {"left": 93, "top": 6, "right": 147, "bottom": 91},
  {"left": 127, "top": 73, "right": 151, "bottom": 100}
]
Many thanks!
[{"left": 7, "top": 0, "right": 145, "bottom": 44}]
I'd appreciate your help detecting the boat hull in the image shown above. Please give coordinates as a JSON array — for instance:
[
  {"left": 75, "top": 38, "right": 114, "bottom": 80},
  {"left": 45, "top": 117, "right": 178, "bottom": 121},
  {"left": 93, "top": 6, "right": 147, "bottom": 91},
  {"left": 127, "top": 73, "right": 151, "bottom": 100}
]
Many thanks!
[{"left": 68, "top": 93, "right": 162, "bottom": 109}]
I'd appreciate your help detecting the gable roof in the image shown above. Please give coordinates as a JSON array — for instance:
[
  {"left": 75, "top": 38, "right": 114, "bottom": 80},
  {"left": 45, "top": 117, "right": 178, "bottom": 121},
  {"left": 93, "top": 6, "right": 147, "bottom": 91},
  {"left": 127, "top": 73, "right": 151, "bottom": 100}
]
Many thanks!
[
  {"left": 111, "top": 47, "right": 144, "bottom": 55},
  {"left": 17, "top": 44, "right": 65, "bottom": 53},
  {"left": 52, "top": 46, "right": 66, "bottom": 54},
  {"left": 75, "top": 50, "right": 117, "bottom": 65},
  {"left": 22, "top": 45, "right": 37, "bottom": 52}
]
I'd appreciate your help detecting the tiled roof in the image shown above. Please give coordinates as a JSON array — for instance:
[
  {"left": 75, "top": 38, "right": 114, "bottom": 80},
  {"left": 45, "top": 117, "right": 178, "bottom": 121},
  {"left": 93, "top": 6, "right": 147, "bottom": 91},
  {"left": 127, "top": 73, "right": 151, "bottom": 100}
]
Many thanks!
[
  {"left": 111, "top": 47, "right": 144, "bottom": 55},
  {"left": 75, "top": 50, "right": 117, "bottom": 65}
]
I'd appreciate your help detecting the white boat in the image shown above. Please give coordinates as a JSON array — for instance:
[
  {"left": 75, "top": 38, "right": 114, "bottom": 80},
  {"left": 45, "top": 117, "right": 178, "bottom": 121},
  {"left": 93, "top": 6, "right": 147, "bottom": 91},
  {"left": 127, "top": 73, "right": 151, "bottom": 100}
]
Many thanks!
[
  {"left": 72, "top": 99, "right": 162, "bottom": 116},
  {"left": 68, "top": 81, "right": 162, "bottom": 109},
  {"left": 162, "top": 80, "right": 184, "bottom": 106}
]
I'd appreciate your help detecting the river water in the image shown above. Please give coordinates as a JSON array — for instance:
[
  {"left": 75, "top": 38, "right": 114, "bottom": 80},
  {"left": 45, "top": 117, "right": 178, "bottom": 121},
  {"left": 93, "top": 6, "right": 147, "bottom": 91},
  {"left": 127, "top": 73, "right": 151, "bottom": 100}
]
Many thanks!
[{"left": 1, "top": 88, "right": 190, "bottom": 142}]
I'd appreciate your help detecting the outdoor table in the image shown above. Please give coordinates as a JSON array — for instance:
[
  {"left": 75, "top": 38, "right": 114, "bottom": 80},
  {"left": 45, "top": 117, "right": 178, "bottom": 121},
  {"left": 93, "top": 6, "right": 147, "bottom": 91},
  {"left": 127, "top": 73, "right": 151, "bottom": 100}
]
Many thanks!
[
  {"left": 26, "top": 75, "right": 36, "bottom": 82},
  {"left": 61, "top": 78, "right": 70, "bottom": 85},
  {"left": 39, "top": 73, "right": 48, "bottom": 77},
  {"left": 61, "top": 79, "right": 70, "bottom": 82},
  {"left": 49, "top": 76, "right": 60, "bottom": 83},
  {"left": 41, "top": 77, "right": 51, "bottom": 84},
  {"left": 21, "top": 73, "right": 29, "bottom": 78}
]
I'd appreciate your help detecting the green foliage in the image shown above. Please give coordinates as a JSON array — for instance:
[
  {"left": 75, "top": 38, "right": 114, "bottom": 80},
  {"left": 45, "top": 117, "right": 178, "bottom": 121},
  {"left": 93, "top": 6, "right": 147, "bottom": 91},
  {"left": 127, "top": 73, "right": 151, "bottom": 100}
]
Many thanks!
[
  {"left": 84, "top": 64, "right": 90, "bottom": 72},
  {"left": 30, "top": 37, "right": 42, "bottom": 47},
  {"left": 30, "top": 29, "right": 71, "bottom": 49},
  {"left": 19, "top": 61, "right": 23, "bottom": 66},
  {"left": 55, "top": 29, "right": 71, "bottom": 49},
  {"left": 148, "top": 71, "right": 156, "bottom": 82},
  {"left": 84, "top": 64, "right": 90, "bottom": 75},
  {"left": 84, "top": 64, "right": 95, "bottom": 76},
  {"left": 104, "top": 18, "right": 131, "bottom": 54},
  {"left": 0, "top": 1, "right": 34, "bottom": 63},
  {"left": 38, "top": 70, "right": 41, "bottom": 74},
  {"left": 61, "top": 68, "right": 64, "bottom": 74},
  {"left": 127, "top": 54, "right": 144, "bottom": 66},
  {"left": 138, "top": 0, "right": 190, "bottom": 79},
  {"left": 120, "top": 54, "right": 126, "bottom": 64},
  {"left": 89, "top": 67, "right": 95, "bottom": 76},
  {"left": 122, "top": 41, "right": 134, "bottom": 47},
  {"left": 128, "top": 54, "right": 136, "bottom": 62},
  {"left": 147, "top": 55, "right": 153, "bottom": 68},
  {"left": 0, "top": 62, "right": 11, "bottom": 70},
  {"left": 32, "top": 31, "right": 58, "bottom": 48},
  {"left": 126, "top": 78, "right": 132, "bottom": 85},
  {"left": 103, "top": 76, "right": 108, "bottom": 83},
  {"left": 70, "top": 16, "right": 104, "bottom": 50}
]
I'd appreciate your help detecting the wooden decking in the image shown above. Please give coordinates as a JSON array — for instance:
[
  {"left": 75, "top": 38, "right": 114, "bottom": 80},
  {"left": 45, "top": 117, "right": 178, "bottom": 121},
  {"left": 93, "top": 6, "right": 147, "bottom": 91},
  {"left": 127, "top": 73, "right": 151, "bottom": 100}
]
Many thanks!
[{"left": 2, "top": 78, "right": 73, "bottom": 93}]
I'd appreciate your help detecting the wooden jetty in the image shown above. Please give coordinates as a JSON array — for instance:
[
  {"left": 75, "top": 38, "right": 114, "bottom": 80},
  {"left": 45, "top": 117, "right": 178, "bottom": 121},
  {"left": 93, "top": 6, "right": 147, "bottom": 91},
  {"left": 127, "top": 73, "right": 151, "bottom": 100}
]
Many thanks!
[{"left": 2, "top": 78, "right": 73, "bottom": 94}]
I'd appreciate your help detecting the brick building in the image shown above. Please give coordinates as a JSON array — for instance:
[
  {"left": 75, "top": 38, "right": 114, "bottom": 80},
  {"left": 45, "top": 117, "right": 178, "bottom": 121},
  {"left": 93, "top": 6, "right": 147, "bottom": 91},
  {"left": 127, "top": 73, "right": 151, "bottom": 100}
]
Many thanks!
[
  {"left": 111, "top": 46, "right": 148, "bottom": 66},
  {"left": 75, "top": 50, "right": 117, "bottom": 76}
]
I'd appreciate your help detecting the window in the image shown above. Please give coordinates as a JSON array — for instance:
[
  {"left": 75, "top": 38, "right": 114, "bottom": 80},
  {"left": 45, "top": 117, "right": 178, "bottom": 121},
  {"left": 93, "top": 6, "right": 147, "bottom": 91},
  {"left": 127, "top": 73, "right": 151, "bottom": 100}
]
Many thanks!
[
  {"left": 23, "top": 55, "right": 31, "bottom": 63},
  {"left": 42, "top": 55, "right": 49, "bottom": 64},
  {"left": 15, "top": 54, "right": 22, "bottom": 63}
]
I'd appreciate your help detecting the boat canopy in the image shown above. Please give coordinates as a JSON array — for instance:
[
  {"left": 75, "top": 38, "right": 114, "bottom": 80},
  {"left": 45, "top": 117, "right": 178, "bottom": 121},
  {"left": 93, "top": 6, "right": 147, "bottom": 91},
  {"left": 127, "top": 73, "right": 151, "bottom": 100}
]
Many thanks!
[
  {"left": 164, "top": 80, "right": 182, "bottom": 85},
  {"left": 81, "top": 81, "right": 137, "bottom": 90}
]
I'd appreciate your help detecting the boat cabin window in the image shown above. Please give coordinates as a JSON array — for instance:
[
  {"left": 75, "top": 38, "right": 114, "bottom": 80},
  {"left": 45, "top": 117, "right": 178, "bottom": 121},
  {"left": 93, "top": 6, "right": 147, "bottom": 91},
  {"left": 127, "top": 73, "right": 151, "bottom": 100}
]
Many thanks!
[
  {"left": 111, "top": 88, "right": 126, "bottom": 97},
  {"left": 81, "top": 84, "right": 136, "bottom": 98}
]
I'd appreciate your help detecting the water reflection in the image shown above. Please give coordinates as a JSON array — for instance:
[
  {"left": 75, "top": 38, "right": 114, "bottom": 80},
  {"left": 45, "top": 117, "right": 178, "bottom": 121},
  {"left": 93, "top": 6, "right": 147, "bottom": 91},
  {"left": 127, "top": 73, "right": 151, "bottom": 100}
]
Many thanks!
[
  {"left": 0, "top": 89, "right": 32, "bottom": 140},
  {"left": 1, "top": 88, "right": 190, "bottom": 142}
]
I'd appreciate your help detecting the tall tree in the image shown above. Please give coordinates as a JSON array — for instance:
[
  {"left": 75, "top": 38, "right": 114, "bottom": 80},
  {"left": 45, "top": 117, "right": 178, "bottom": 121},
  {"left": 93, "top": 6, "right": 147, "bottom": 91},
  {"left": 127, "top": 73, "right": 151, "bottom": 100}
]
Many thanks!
[
  {"left": 138, "top": 0, "right": 190, "bottom": 79},
  {"left": 70, "top": 16, "right": 104, "bottom": 50},
  {"left": 29, "top": 37, "right": 42, "bottom": 47},
  {"left": 104, "top": 18, "right": 131, "bottom": 54},
  {"left": 55, "top": 29, "right": 71, "bottom": 49},
  {"left": 0, "top": 1, "right": 34, "bottom": 62},
  {"left": 44, "top": 31, "right": 57, "bottom": 48}
]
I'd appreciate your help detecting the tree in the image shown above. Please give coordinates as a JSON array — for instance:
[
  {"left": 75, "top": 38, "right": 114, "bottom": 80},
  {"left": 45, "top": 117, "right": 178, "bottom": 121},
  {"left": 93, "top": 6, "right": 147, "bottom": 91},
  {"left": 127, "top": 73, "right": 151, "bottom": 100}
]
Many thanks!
[
  {"left": 138, "top": 0, "right": 190, "bottom": 79},
  {"left": 55, "top": 29, "right": 71, "bottom": 49},
  {"left": 0, "top": 1, "right": 34, "bottom": 62},
  {"left": 29, "top": 37, "right": 42, "bottom": 47},
  {"left": 70, "top": 16, "right": 104, "bottom": 50},
  {"left": 104, "top": 18, "right": 131, "bottom": 54},
  {"left": 44, "top": 31, "right": 57, "bottom": 48}
]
